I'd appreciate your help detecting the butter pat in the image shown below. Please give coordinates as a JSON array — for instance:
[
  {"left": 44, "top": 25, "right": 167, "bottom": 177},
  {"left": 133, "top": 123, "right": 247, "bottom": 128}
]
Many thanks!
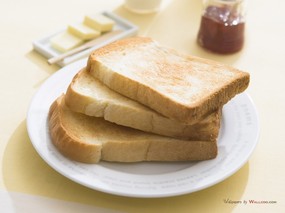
[
  {"left": 50, "top": 32, "right": 84, "bottom": 52},
  {"left": 84, "top": 14, "right": 115, "bottom": 32},
  {"left": 68, "top": 23, "right": 101, "bottom": 40}
]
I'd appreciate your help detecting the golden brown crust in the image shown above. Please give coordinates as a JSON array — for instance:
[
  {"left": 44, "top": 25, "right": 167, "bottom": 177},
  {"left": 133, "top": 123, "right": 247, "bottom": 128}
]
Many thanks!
[
  {"left": 65, "top": 68, "right": 221, "bottom": 141},
  {"left": 48, "top": 95, "right": 218, "bottom": 163},
  {"left": 102, "top": 139, "right": 217, "bottom": 162},
  {"left": 146, "top": 139, "right": 217, "bottom": 161},
  {"left": 88, "top": 36, "right": 152, "bottom": 57},
  {"left": 48, "top": 95, "right": 102, "bottom": 163},
  {"left": 65, "top": 71, "right": 95, "bottom": 114},
  {"left": 87, "top": 37, "right": 249, "bottom": 124}
]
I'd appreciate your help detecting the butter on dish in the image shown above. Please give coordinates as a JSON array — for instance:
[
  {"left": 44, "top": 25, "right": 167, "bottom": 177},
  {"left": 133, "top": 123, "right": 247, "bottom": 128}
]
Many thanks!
[
  {"left": 50, "top": 32, "right": 84, "bottom": 52},
  {"left": 68, "top": 23, "right": 101, "bottom": 40},
  {"left": 84, "top": 14, "right": 115, "bottom": 32},
  {"left": 49, "top": 13, "right": 115, "bottom": 53}
]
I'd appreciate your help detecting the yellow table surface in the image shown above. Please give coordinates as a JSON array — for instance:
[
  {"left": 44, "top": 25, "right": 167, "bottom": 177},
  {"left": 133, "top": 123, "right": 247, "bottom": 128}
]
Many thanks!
[{"left": 1, "top": 0, "right": 284, "bottom": 212}]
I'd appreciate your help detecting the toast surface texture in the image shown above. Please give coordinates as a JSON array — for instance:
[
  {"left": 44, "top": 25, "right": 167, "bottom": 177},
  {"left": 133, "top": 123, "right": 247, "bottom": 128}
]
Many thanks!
[
  {"left": 48, "top": 95, "right": 218, "bottom": 163},
  {"left": 87, "top": 37, "right": 250, "bottom": 124},
  {"left": 65, "top": 68, "right": 221, "bottom": 141}
]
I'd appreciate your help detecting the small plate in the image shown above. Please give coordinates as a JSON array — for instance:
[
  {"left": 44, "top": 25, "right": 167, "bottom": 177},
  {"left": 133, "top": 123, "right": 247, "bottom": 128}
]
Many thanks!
[
  {"left": 27, "top": 59, "right": 259, "bottom": 198},
  {"left": 32, "top": 11, "right": 138, "bottom": 67}
]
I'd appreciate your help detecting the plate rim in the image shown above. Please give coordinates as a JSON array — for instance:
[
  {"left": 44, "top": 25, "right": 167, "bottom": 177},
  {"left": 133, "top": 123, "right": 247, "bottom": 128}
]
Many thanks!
[{"left": 26, "top": 59, "right": 260, "bottom": 198}]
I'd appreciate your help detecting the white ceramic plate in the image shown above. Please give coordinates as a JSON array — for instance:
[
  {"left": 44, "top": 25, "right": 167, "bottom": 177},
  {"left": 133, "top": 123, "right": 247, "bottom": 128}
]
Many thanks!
[
  {"left": 27, "top": 59, "right": 259, "bottom": 198},
  {"left": 32, "top": 11, "right": 138, "bottom": 67}
]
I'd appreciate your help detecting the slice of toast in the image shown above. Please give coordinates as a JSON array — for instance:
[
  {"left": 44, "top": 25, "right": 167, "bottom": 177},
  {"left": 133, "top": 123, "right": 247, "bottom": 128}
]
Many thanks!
[
  {"left": 48, "top": 95, "right": 218, "bottom": 163},
  {"left": 65, "top": 68, "right": 221, "bottom": 141},
  {"left": 87, "top": 37, "right": 249, "bottom": 124}
]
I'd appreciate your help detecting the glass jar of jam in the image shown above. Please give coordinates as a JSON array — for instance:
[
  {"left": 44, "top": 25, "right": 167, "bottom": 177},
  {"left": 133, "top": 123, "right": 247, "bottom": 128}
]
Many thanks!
[{"left": 197, "top": 0, "right": 246, "bottom": 54}]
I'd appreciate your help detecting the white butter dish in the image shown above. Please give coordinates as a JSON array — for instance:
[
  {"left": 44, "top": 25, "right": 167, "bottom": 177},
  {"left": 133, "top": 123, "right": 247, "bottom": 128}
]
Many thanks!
[{"left": 33, "top": 11, "right": 138, "bottom": 67}]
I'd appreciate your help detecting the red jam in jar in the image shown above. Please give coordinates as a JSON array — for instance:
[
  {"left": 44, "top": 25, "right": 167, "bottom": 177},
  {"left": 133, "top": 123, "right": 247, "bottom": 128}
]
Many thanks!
[{"left": 197, "top": 3, "right": 245, "bottom": 54}]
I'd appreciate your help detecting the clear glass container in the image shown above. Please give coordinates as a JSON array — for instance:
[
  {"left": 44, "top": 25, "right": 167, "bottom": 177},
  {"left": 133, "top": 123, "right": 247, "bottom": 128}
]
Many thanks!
[
  {"left": 197, "top": 0, "right": 246, "bottom": 54},
  {"left": 124, "top": 0, "right": 162, "bottom": 14}
]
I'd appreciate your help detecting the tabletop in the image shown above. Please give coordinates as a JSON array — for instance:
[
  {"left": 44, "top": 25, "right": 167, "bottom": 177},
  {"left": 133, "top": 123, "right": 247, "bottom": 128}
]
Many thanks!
[{"left": 0, "top": 0, "right": 284, "bottom": 212}]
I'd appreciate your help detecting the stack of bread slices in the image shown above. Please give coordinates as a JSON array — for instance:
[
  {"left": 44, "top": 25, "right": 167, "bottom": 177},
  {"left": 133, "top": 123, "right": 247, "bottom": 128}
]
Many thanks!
[{"left": 48, "top": 37, "right": 250, "bottom": 163}]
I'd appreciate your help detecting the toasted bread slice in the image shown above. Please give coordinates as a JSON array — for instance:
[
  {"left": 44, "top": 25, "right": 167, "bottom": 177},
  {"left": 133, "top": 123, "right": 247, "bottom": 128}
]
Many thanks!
[
  {"left": 65, "top": 68, "right": 221, "bottom": 141},
  {"left": 48, "top": 95, "right": 218, "bottom": 163},
  {"left": 87, "top": 37, "right": 249, "bottom": 124}
]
